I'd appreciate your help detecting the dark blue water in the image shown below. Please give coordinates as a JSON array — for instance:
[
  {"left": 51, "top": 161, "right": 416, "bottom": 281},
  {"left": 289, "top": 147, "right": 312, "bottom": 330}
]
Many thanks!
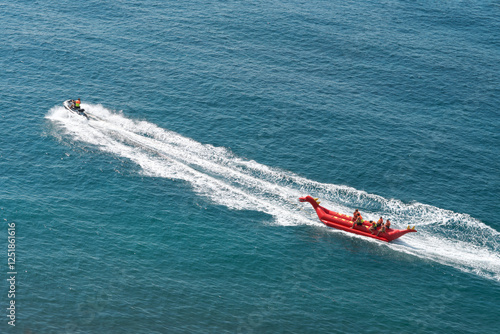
[{"left": 1, "top": 1, "right": 499, "bottom": 333}]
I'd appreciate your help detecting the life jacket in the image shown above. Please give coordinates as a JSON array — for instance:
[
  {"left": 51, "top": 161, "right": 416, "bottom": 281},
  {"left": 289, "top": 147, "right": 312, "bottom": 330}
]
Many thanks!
[
  {"left": 352, "top": 211, "right": 359, "bottom": 221},
  {"left": 385, "top": 220, "right": 391, "bottom": 228},
  {"left": 75, "top": 99, "right": 81, "bottom": 107},
  {"left": 377, "top": 218, "right": 383, "bottom": 227}
]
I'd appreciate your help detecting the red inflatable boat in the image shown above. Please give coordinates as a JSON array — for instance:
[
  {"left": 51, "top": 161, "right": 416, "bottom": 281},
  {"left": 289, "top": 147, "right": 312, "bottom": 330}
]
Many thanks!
[{"left": 299, "top": 196, "right": 416, "bottom": 242}]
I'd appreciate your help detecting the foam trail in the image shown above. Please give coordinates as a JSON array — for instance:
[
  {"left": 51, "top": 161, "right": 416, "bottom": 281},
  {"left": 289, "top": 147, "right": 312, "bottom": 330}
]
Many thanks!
[{"left": 46, "top": 104, "right": 500, "bottom": 282}]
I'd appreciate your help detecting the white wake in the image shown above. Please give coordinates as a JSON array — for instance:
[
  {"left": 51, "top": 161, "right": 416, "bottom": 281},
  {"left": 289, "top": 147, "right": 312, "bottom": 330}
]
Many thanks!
[{"left": 46, "top": 104, "right": 500, "bottom": 282}]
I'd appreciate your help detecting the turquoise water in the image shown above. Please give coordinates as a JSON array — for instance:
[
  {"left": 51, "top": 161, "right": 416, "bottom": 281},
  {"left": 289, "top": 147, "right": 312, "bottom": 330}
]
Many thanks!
[{"left": 1, "top": 0, "right": 499, "bottom": 333}]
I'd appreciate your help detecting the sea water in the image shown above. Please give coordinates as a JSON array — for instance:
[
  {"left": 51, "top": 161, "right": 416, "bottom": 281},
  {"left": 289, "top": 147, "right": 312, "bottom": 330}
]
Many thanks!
[{"left": 1, "top": 0, "right": 499, "bottom": 333}]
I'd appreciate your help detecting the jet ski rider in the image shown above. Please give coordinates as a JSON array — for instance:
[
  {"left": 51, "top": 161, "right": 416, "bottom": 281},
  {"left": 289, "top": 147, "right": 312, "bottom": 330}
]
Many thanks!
[{"left": 70, "top": 98, "right": 81, "bottom": 110}]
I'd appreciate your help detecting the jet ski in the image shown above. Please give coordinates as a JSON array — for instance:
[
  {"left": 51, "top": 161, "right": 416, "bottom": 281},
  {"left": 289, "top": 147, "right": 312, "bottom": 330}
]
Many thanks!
[
  {"left": 299, "top": 196, "right": 417, "bottom": 242},
  {"left": 63, "top": 100, "right": 91, "bottom": 120}
]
